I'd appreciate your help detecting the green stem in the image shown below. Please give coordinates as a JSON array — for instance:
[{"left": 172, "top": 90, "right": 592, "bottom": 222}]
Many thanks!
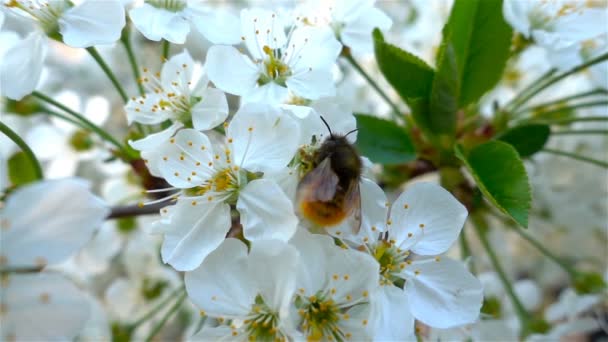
[
  {"left": 472, "top": 213, "right": 530, "bottom": 336},
  {"left": 86, "top": 47, "right": 129, "bottom": 103},
  {"left": 525, "top": 115, "right": 608, "bottom": 126},
  {"left": 128, "top": 286, "right": 185, "bottom": 330},
  {"left": 162, "top": 40, "right": 170, "bottom": 60},
  {"left": 0, "top": 121, "right": 43, "bottom": 180},
  {"left": 515, "top": 89, "right": 608, "bottom": 116},
  {"left": 552, "top": 129, "right": 608, "bottom": 135},
  {"left": 40, "top": 107, "right": 89, "bottom": 129},
  {"left": 121, "top": 31, "right": 145, "bottom": 96},
  {"left": 32, "top": 91, "right": 133, "bottom": 158},
  {"left": 541, "top": 148, "right": 608, "bottom": 168},
  {"left": 343, "top": 53, "right": 403, "bottom": 121},
  {"left": 510, "top": 52, "right": 608, "bottom": 112},
  {"left": 509, "top": 226, "right": 580, "bottom": 278},
  {"left": 521, "top": 100, "right": 608, "bottom": 121},
  {"left": 144, "top": 291, "right": 187, "bottom": 342},
  {"left": 504, "top": 69, "right": 557, "bottom": 112}
]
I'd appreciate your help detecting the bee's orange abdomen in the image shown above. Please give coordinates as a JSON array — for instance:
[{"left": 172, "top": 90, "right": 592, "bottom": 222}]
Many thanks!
[{"left": 300, "top": 200, "right": 347, "bottom": 226}]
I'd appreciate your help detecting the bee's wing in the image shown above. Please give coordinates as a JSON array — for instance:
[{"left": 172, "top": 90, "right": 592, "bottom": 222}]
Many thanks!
[
  {"left": 344, "top": 180, "right": 362, "bottom": 234},
  {"left": 297, "top": 157, "right": 339, "bottom": 202}
]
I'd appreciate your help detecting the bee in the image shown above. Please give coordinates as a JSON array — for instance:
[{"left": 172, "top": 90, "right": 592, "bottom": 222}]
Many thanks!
[{"left": 296, "top": 117, "right": 362, "bottom": 234}]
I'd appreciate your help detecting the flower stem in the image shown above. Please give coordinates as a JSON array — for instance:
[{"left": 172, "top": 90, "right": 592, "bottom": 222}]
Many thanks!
[
  {"left": 514, "top": 89, "right": 607, "bottom": 116},
  {"left": 509, "top": 226, "right": 580, "bottom": 279},
  {"left": 509, "top": 52, "right": 608, "bottom": 113},
  {"left": 472, "top": 213, "right": 530, "bottom": 337},
  {"left": 40, "top": 107, "right": 89, "bottom": 129},
  {"left": 86, "top": 47, "right": 129, "bottom": 103},
  {"left": 128, "top": 286, "right": 185, "bottom": 330},
  {"left": 524, "top": 115, "right": 608, "bottom": 125},
  {"left": 162, "top": 40, "right": 171, "bottom": 60},
  {"left": 541, "top": 148, "right": 608, "bottom": 168},
  {"left": 552, "top": 129, "right": 608, "bottom": 135},
  {"left": 343, "top": 53, "right": 403, "bottom": 121},
  {"left": 121, "top": 30, "right": 145, "bottom": 96},
  {"left": 32, "top": 91, "right": 134, "bottom": 159},
  {"left": 518, "top": 100, "right": 608, "bottom": 121},
  {"left": 504, "top": 69, "right": 557, "bottom": 113},
  {"left": 144, "top": 290, "right": 187, "bottom": 342},
  {"left": 0, "top": 121, "right": 43, "bottom": 180}
]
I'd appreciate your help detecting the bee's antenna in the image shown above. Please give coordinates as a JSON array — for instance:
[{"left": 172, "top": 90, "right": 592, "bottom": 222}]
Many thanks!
[
  {"left": 319, "top": 116, "right": 333, "bottom": 135},
  {"left": 345, "top": 128, "right": 358, "bottom": 137}
]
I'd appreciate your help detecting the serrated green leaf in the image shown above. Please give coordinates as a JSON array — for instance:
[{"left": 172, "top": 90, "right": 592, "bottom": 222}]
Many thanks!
[
  {"left": 8, "top": 151, "right": 38, "bottom": 186},
  {"left": 497, "top": 124, "right": 550, "bottom": 157},
  {"left": 455, "top": 142, "right": 531, "bottom": 227},
  {"left": 355, "top": 114, "right": 416, "bottom": 165},
  {"left": 372, "top": 29, "right": 435, "bottom": 100},
  {"left": 445, "top": 0, "right": 513, "bottom": 106},
  {"left": 429, "top": 38, "right": 459, "bottom": 135}
]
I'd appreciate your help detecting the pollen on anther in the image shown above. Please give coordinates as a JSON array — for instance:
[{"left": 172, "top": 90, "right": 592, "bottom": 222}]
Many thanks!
[
  {"left": 345, "top": 294, "right": 352, "bottom": 301},
  {"left": 362, "top": 319, "right": 368, "bottom": 326},
  {"left": 371, "top": 225, "right": 377, "bottom": 231},
  {"left": 207, "top": 196, "right": 213, "bottom": 202},
  {"left": 208, "top": 162, "right": 213, "bottom": 166},
  {"left": 407, "top": 232, "right": 413, "bottom": 238},
  {"left": 211, "top": 295, "right": 217, "bottom": 301},
  {"left": 333, "top": 274, "right": 339, "bottom": 280},
  {"left": 404, "top": 204, "right": 409, "bottom": 209},
  {"left": 414, "top": 270, "right": 421, "bottom": 276},
  {"left": 343, "top": 274, "right": 350, "bottom": 281},
  {"left": 419, "top": 223, "right": 425, "bottom": 228},
  {"left": 387, "top": 220, "right": 392, "bottom": 225},
  {"left": 191, "top": 201, "right": 197, "bottom": 206},
  {"left": 174, "top": 172, "right": 179, "bottom": 176},
  {"left": 170, "top": 138, "right": 175, "bottom": 144},
  {"left": 196, "top": 162, "right": 201, "bottom": 166},
  {"left": 199, "top": 310, "right": 206, "bottom": 316},
  {"left": 248, "top": 126, "right": 253, "bottom": 132},
  {"left": 39, "top": 293, "right": 50, "bottom": 304},
  {"left": 435, "top": 256, "right": 441, "bottom": 262},
  {"left": 228, "top": 138, "right": 233, "bottom": 143},
  {"left": 188, "top": 141, "right": 193, "bottom": 146}
]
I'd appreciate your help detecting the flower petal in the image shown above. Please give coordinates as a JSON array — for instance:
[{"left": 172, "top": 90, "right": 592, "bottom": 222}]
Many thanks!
[
  {"left": 0, "top": 32, "right": 47, "bottom": 100},
  {"left": 389, "top": 182, "right": 467, "bottom": 255},
  {"left": 188, "top": 7, "right": 241, "bottom": 45},
  {"left": 248, "top": 240, "right": 298, "bottom": 314},
  {"left": 340, "top": 7, "right": 392, "bottom": 54},
  {"left": 404, "top": 257, "right": 483, "bottom": 328},
  {"left": 185, "top": 238, "right": 255, "bottom": 318},
  {"left": 227, "top": 103, "right": 300, "bottom": 174},
  {"left": 156, "top": 128, "right": 216, "bottom": 188},
  {"left": 206, "top": 45, "right": 259, "bottom": 96},
  {"left": 237, "top": 179, "right": 298, "bottom": 241},
  {"left": 59, "top": 0, "right": 125, "bottom": 47},
  {"left": 191, "top": 87, "right": 229, "bottom": 131},
  {"left": 1, "top": 273, "right": 90, "bottom": 341},
  {"left": 2, "top": 179, "right": 109, "bottom": 268},
  {"left": 129, "top": 4, "right": 189, "bottom": 43},
  {"left": 286, "top": 68, "right": 336, "bottom": 100},
  {"left": 158, "top": 200, "right": 232, "bottom": 271},
  {"left": 372, "top": 285, "right": 416, "bottom": 341}
]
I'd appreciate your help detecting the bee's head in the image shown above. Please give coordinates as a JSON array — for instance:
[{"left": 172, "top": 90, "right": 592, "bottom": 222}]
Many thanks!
[{"left": 319, "top": 115, "right": 357, "bottom": 141}]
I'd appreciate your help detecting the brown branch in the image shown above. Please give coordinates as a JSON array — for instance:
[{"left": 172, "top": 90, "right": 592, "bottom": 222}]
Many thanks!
[{"left": 107, "top": 202, "right": 170, "bottom": 219}]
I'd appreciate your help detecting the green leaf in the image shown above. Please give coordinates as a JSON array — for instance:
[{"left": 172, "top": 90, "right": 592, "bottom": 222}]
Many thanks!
[
  {"left": 355, "top": 114, "right": 416, "bottom": 165},
  {"left": 8, "top": 151, "right": 39, "bottom": 186},
  {"left": 444, "top": 0, "right": 513, "bottom": 106},
  {"left": 497, "top": 124, "right": 550, "bottom": 157},
  {"left": 455, "top": 142, "right": 531, "bottom": 227},
  {"left": 429, "top": 38, "right": 459, "bottom": 135},
  {"left": 372, "top": 29, "right": 435, "bottom": 100}
]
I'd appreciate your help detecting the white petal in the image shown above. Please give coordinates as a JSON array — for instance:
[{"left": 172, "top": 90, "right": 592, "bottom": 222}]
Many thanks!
[
  {"left": 372, "top": 285, "right": 416, "bottom": 341},
  {"left": 205, "top": 45, "right": 259, "bottom": 96},
  {"left": 286, "top": 68, "right": 336, "bottom": 100},
  {"left": 325, "top": 248, "right": 379, "bottom": 305},
  {"left": 237, "top": 179, "right": 298, "bottom": 241},
  {"left": 248, "top": 240, "right": 298, "bottom": 313},
  {"left": 160, "top": 50, "right": 195, "bottom": 89},
  {"left": 83, "top": 96, "right": 110, "bottom": 126},
  {"left": 228, "top": 103, "right": 300, "bottom": 174},
  {"left": 389, "top": 182, "right": 467, "bottom": 255},
  {"left": 290, "top": 27, "right": 341, "bottom": 70},
  {"left": 191, "top": 87, "right": 229, "bottom": 131},
  {"left": 404, "top": 257, "right": 483, "bottom": 328},
  {"left": 289, "top": 228, "right": 336, "bottom": 296},
  {"left": 1, "top": 273, "right": 90, "bottom": 341},
  {"left": 125, "top": 94, "right": 171, "bottom": 125},
  {"left": 190, "top": 326, "right": 235, "bottom": 341},
  {"left": 158, "top": 201, "right": 231, "bottom": 271},
  {"left": 59, "top": 0, "right": 125, "bottom": 47},
  {"left": 156, "top": 128, "right": 216, "bottom": 189},
  {"left": 188, "top": 7, "right": 241, "bottom": 45},
  {"left": 185, "top": 238, "right": 255, "bottom": 318},
  {"left": 341, "top": 7, "right": 392, "bottom": 54},
  {"left": 2, "top": 179, "right": 109, "bottom": 268},
  {"left": 129, "top": 4, "right": 189, "bottom": 44},
  {"left": 129, "top": 122, "right": 182, "bottom": 151},
  {"left": 0, "top": 32, "right": 47, "bottom": 100},
  {"left": 25, "top": 123, "right": 65, "bottom": 160},
  {"left": 242, "top": 82, "right": 288, "bottom": 105},
  {"left": 241, "top": 8, "right": 287, "bottom": 60}
]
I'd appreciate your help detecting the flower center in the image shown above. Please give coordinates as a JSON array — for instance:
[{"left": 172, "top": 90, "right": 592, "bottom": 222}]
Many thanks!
[
  {"left": 5, "top": 0, "right": 69, "bottom": 37},
  {"left": 298, "top": 294, "right": 343, "bottom": 341},
  {"left": 147, "top": 0, "right": 186, "bottom": 12},
  {"left": 258, "top": 46, "right": 292, "bottom": 86},
  {"left": 243, "top": 295, "right": 285, "bottom": 341},
  {"left": 372, "top": 240, "right": 411, "bottom": 285},
  {"left": 186, "top": 167, "right": 240, "bottom": 203}
]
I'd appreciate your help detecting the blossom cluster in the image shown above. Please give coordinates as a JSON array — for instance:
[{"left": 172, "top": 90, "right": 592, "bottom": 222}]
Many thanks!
[{"left": 0, "top": 0, "right": 606, "bottom": 341}]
